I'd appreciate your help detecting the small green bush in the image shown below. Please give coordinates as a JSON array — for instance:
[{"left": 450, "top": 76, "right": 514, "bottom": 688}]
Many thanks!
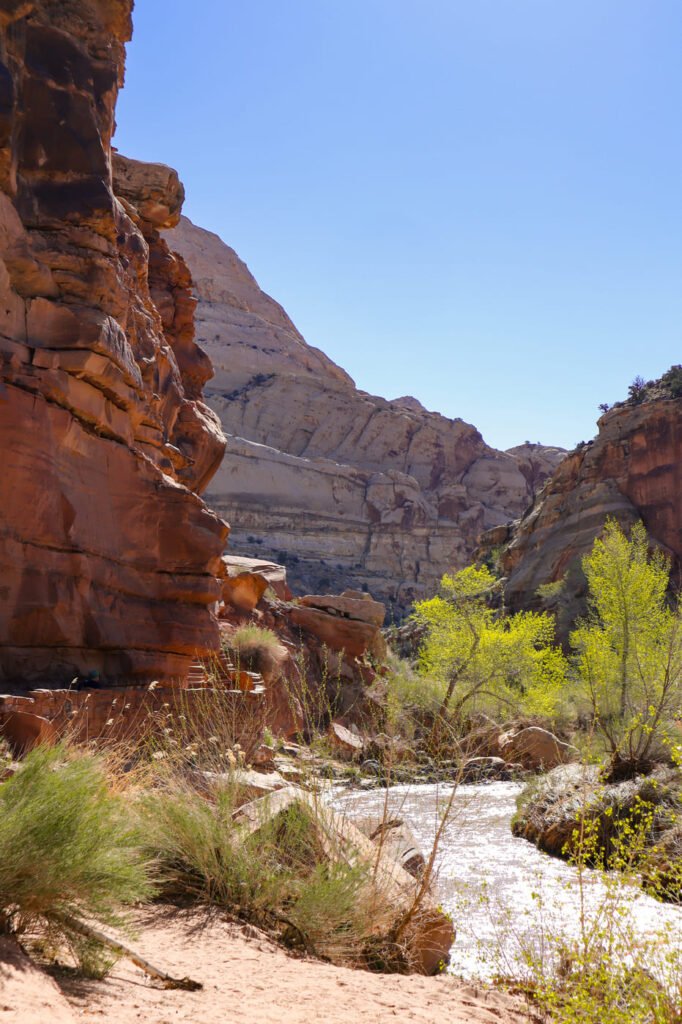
[
  {"left": 0, "top": 744, "right": 153, "bottom": 969},
  {"left": 660, "top": 364, "right": 682, "bottom": 399},
  {"left": 140, "top": 783, "right": 283, "bottom": 913},
  {"left": 227, "top": 624, "right": 283, "bottom": 678},
  {"left": 141, "top": 781, "right": 396, "bottom": 966}
]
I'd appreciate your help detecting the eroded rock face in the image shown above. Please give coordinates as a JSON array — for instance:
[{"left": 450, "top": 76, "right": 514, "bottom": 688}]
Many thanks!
[
  {"left": 164, "top": 216, "right": 565, "bottom": 615},
  {"left": 498, "top": 399, "right": 682, "bottom": 620},
  {"left": 0, "top": 2, "right": 227, "bottom": 684}
]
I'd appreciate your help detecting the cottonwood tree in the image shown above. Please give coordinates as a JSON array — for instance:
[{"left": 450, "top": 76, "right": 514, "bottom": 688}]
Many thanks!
[
  {"left": 414, "top": 565, "right": 567, "bottom": 736},
  {"left": 571, "top": 519, "right": 682, "bottom": 778}
]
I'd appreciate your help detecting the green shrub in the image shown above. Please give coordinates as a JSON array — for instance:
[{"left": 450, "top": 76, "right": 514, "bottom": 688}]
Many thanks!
[
  {"left": 660, "top": 364, "right": 682, "bottom": 399},
  {"left": 141, "top": 780, "right": 397, "bottom": 966},
  {"left": 140, "top": 782, "right": 283, "bottom": 914},
  {"left": 0, "top": 744, "right": 153, "bottom": 969},
  {"left": 227, "top": 624, "right": 283, "bottom": 678}
]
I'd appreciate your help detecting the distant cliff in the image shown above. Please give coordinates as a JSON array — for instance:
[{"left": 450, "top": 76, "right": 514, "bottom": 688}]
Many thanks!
[
  {"left": 490, "top": 388, "right": 682, "bottom": 629},
  {"left": 165, "top": 215, "right": 564, "bottom": 615},
  {"left": 0, "top": 3, "right": 226, "bottom": 683}
]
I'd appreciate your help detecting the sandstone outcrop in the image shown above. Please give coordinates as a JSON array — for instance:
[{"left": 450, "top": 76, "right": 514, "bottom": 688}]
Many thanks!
[
  {"left": 289, "top": 592, "right": 387, "bottom": 660},
  {"left": 496, "top": 398, "right": 682, "bottom": 622},
  {"left": 164, "top": 216, "right": 564, "bottom": 615},
  {"left": 497, "top": 725, "right": 576, "bottom": 771},
  {"left": 513, "top": 762, "right": 682, "bottom": 900},
  {"left": 222, "top": 554, "right": 292, "bottom": 603},
  {"left": 0, "top": 2, "right": 226, "bottom": 684}
]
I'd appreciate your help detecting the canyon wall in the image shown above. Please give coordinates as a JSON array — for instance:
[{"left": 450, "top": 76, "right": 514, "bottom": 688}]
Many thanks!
[
  {"left": 495, "top": 397, "right": 682, "bottom": 624},
  {"left": 165, "top": 216, "right": 565, "bottom": 616},
  {"left": 0, "top": 2, "right": 227, "bottom": 684}
]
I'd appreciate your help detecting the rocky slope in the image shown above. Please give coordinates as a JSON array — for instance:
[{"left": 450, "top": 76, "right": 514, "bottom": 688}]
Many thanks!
[
  {"left": 493, "top": 395, "right": 682, "bottom": 624},
  {"left": 0, "top": 2, "right": 227, "bottom": 684},
  {"left": 165, "top": 216, "right": 565, "bottom": 616}
]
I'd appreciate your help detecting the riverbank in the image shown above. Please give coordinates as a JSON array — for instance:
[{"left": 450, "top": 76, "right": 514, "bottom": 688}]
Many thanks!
[{"left": 44, "top": 908, "right": 535, "bottom": 1024}]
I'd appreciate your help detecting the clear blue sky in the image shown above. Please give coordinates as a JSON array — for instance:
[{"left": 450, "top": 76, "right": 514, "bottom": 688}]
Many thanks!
[{"left": 115, "top": 1, "right": 682, "bottom": 451}]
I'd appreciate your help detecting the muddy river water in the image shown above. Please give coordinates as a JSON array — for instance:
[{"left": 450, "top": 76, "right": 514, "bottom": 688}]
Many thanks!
[{"left": 335, "top": 781, "right": 682, "bottom": 981}]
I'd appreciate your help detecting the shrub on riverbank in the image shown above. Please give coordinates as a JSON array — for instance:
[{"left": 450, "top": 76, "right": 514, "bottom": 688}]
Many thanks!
[
  {"left": 512, "top": 762, "right": 682, "bottom": 902},
  {"left": 0, "top": 744, "right": 153, "bottom": 973},
  {"left": 139, "top": 766, "right": 450, "bottom": 971}
]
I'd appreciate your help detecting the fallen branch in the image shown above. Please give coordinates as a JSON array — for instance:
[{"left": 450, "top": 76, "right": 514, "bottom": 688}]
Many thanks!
[
  {"left": 368, "top": 818, "right": 403, "bottom": 841},
  {"left": 57, "top": 914, "right": 203, "bottom": 991}
]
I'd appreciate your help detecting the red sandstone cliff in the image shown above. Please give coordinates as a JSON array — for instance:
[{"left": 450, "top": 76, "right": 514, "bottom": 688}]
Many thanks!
[
  {"left": 0, "top": 1, "right": 227, "bottom": 684},
  {"left": 496, "top": 397, "right": 682, "bottom": 620}
]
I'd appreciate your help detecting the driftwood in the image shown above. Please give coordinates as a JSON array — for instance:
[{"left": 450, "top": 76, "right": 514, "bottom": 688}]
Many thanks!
[
  {"left": 58, "top": 914, "right": 202, "bottom": 991},
  {"left": 356, "top": 816, "right": 426, "bottom": 878},
  {"left": 232, "top": 788, "right": 454, "bottom": 974}
]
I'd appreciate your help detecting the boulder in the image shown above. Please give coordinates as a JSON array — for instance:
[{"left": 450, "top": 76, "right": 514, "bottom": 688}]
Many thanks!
[
  {"left": 222, "top": 555, "right": 291, "bottom": 601},
  {"left": 461, "top": 756, "right": 508, "bottom": 781},
  {"left": 288, "top": 604, "right": 381, "bottom": 658},
  {"left": 265, "top": 674, "right": 304, "bottom": 740},
  {"left": 191, "top": 768, "right": 287, "bottom": 804},
  {"left": 355, "top": 816, "right": 426, "bottom": 878},
  {"left": 498, "top": 726, "right": 576, "bottom": 770},
  {"left": 328, "top": 721, "right": 364, "bottom": 760},
  {"left": 234, "top": 788, "right": 454, "bottom": 974},
  {"left": 299, "top": 591, "right": 385, "bottom": 627},
  {"left": 222, "top": 571, "right": 269, "bottom": 612},
  {"left": 513, "top": 763, "right": 682, "bottom": 902},
  {"left": 0, "top": 711, "right": 57, "bottom": 755}
]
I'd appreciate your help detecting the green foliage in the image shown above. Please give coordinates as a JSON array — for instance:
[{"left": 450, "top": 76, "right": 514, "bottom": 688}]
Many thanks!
[
  {"left": 141, "top": 782, "right": 290, "bottom": 913},
  {"left": 477, "top": 798, "right": 682, "bottom": 1023},
  {"left": 384, "top": 651, "right": 446, "bottom": 717},
  {"left": 535, "top": 576, "right": 566, "bottom": 605},
  {"left": 628, "top": 374, "right": 648, "bottom": 403},
  {"left": 661, "top": 364, "right": 682, "bottom": 399},
  {"left": 571, "top": 519, "right": 682, "bottom": 770},
  {"left": 225, "top": 623, "right": 284, "bottom": 682},
  {"left": 141, "top": 782, "right": 394, "bottom": 966},
  {"left": 0, "top": 744, "right": 153, "bottom": 970},
  {"left": 414, "top": 565, "right": 568, "bottom": 723}
]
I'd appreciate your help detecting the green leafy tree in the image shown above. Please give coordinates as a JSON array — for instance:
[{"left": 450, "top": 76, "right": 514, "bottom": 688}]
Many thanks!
[
  {"left": 571, "top": 519, "right": 682, "bottom": 775},
  {"left": 414, "top": 565, "right": 567, "bottom": 729}
]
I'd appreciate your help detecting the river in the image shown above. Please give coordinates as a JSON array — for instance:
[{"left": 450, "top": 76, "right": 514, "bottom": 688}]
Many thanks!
[{"left": 335, "top": 781, "right": 682, "bottom": 982}]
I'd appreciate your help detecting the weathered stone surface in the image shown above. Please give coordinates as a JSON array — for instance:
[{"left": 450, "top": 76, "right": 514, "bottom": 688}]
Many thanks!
[
  {"left": 497, "top": 726, "right": 576, "bottom": 771},
  {"left": 222, "top": 571, "right": 269, "bottom": 612},
  {"left": 0, "top": 2, "right": 227, "bottom": 684},
  {"left": 513, "top": 763, "right": 682, "bottom": 900},
  {"left": 222, "top": 555, "right": 291, "bottom": 601},
  {"left": 300, "top": 591, "right": 386, "bottom": 627},
  {"left": 499, "top": 399, "right": 682, "bottom": 622},
  {"left": 164, "top": 216, "right": 565, "bottom": 615},
  {"left": 288, "top": 604, "right": 383, "bottom": 659},
  {"left": 328, "top": 720, "right": 364, "bottom": 759},
  {"left": 0, "top": 709, "right": 56, "bottom": 754}
]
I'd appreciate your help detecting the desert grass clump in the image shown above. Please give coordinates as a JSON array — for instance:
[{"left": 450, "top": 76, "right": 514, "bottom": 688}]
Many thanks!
[
  {"left": 227, "top": 623, "right": 284, "bottom": 679},
  {"left": 141, "top": 776, "right": 404, "bottom": 968},
  {"left": 0, "top": 743, "right": 153, "bottom": 972}
]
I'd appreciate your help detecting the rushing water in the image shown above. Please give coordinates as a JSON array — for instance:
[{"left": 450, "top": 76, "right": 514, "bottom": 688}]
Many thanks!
[{"left": 335, "top": 781, "right": 682, "bottom": 981}]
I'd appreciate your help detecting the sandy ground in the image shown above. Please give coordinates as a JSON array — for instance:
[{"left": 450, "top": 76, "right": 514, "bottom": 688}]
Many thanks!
[
  {"left": 0, "top": 937, "right": 74, "bottom": 1024},
  {"left": 11, "top": 908, "right": 538, "bottom": 1024}
]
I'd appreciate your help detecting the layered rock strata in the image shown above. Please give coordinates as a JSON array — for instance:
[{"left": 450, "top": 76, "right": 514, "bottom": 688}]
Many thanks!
[
  {"left": 165, "top": 216, "right": 564, "bottom": 615},
  {"left": 496, "top": 398, "right": 682, "bottom": 620},
  {"left": 0, "top": 2, "right": 227, "bottom": 684}
]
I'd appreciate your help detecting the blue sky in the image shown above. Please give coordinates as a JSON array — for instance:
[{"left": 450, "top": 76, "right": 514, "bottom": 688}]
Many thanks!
[{"left": 115, "top": 1, "right": 682, "bottom": 451}]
